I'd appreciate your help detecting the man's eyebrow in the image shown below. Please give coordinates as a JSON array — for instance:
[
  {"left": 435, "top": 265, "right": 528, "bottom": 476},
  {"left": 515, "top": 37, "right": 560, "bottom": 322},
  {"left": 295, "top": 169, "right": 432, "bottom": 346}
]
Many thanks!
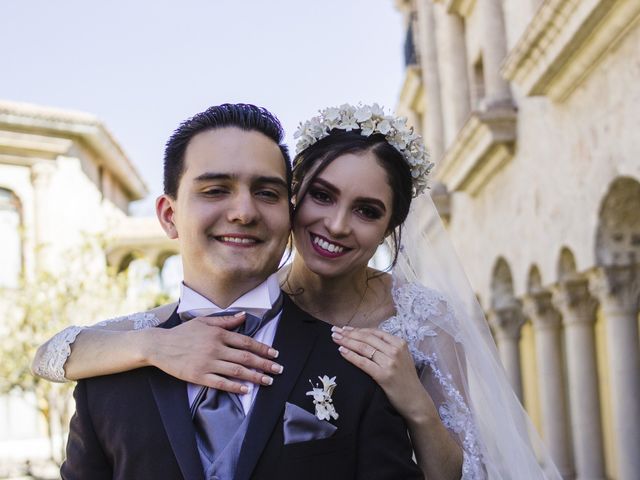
[
  {"left": 193, "top": 172, "right": 288, "bottom": 190},
  {"left": 254, "top": 175, "right": 289, "bottom": 190},
  {"left": 193, "top": 173, "right": 231, "bottom": 182},
  {"left": 312, "top": 178, "right": 387, "bottom": 211}
]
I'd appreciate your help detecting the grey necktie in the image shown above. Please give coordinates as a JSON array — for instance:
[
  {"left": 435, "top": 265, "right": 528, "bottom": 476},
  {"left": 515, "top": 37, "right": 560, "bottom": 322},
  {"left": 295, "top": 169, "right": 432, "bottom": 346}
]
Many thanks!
[{"left": 190, "top": 294, "right": 283, "bottom": 479}]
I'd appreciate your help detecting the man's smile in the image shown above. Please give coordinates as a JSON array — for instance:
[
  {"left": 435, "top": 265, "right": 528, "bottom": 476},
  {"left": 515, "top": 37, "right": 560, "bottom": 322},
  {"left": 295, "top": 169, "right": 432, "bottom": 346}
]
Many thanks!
[{"left": 212, "top": 233, "right": 262, "bottom": 247}]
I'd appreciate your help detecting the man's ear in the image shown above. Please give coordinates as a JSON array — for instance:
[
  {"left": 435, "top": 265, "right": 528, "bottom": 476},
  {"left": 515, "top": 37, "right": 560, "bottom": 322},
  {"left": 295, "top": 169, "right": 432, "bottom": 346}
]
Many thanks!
[{"left": 156, "top": 194, "right": 178, "bottom": 239}]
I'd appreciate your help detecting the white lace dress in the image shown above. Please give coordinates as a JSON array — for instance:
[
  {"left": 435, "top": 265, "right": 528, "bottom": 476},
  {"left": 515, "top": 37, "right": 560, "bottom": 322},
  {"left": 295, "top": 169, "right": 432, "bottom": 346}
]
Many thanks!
[{"left": 33, "top": 286, "right": 484, "bottom": 478}]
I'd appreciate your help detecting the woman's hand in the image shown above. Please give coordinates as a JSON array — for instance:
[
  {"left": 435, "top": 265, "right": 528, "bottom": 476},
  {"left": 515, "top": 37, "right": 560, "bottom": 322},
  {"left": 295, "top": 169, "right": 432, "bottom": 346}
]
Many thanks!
[
  {"left": 331, "top": 326, "right": 437, "bottom": 422},
  {"left": 332, "top": 326, "right": 464, "bottom": 479},
  {"left": 142, "top": 313, "right": 284, "bottom": 395}
]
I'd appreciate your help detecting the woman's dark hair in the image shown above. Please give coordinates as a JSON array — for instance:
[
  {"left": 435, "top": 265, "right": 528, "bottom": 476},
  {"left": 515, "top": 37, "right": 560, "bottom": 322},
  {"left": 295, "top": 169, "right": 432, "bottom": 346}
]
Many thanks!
[
  {"left": 163, "top": 103, "right": 291, "bottom": 199},
  {"left": 291, "top": 129, "right": 413, "bottom": 269}
]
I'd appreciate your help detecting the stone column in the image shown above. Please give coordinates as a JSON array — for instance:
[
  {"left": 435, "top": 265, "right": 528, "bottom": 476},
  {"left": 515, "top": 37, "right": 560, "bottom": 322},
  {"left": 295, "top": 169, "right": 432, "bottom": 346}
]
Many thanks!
[
  {"left": 433, "top": 4, "right": 471, "bottom": 147},
  {"left": 591, "top": 266, "right": 640, "bottom": 480},
  {"left": 415, "top": 0, "right": 444, "bottom": 162},
  {"left": 477, "top": 0, "right": 512, "bottom": 108},
  {"left": 554, "top": 279, "right": 606, "bottom": 480},
  {"left": 490, "top": 301, "right": 525, "bottom": 400},
  {"left": 523, "top": 292, "right": 574, "bottom": 478}
]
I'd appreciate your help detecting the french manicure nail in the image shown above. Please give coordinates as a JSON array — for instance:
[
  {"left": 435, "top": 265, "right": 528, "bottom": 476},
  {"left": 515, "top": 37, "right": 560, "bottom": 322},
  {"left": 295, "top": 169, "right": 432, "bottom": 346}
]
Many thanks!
[
  {"left": 234, "top": 311, "right": 246, "bottom": 318},
  {"left": 338, "top": 346, "right": 347, "bottom": 354},
  {"left": 271, "top": 364, "right": 284, "bottom": 374},
  {"left": 262, "top": 376, "right": 273, "bottom": 385},
  {"left": 331, "top": 332, "right": 343, "bottom": 340},
  {"left": 268, "top": 348, "right": 279, "bottom": 358},
  {"left": 331, "top": 326, "right": 342, "bottom": 332},
  {"left": 343, "top": 326, "right": 355, "bottom": 331}
]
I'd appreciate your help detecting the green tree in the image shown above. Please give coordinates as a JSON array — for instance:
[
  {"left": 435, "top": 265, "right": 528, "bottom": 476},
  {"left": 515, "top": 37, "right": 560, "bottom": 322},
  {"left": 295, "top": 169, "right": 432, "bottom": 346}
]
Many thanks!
[{"left": 0, "top": 236, "right": 159, "bottom": 466}]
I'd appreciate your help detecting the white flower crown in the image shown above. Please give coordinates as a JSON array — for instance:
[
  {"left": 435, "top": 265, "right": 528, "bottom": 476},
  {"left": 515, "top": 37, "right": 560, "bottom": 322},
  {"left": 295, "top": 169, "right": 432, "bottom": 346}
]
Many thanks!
[{"left": 293, "top": 103, "right": 433, "bottom": 197}]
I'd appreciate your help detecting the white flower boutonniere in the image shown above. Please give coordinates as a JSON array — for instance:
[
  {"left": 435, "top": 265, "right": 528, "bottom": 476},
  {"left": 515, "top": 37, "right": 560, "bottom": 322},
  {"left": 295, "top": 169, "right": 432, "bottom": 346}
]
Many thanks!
[{"left": 305, "top": 375, "right": 339, "bottom": 421}]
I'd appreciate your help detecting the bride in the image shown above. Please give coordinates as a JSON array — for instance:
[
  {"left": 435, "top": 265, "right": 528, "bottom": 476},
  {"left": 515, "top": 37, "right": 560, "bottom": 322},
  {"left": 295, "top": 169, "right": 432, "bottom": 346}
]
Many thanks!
[{"left": 33, "top": 103, "right": 560, "bottom": 479}]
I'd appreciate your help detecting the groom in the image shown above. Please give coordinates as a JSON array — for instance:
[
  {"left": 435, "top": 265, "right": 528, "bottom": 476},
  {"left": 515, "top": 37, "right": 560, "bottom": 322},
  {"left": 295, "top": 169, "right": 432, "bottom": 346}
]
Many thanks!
[{"left": 61, "top": 104, "right": 422, "bottom": 480}]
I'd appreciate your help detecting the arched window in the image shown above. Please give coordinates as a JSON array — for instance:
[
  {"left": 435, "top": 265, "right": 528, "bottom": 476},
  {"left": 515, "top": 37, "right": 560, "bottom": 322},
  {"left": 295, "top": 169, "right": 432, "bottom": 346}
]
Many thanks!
[{"left": 0, "top": 188, "right": 23, "bottom": 288}]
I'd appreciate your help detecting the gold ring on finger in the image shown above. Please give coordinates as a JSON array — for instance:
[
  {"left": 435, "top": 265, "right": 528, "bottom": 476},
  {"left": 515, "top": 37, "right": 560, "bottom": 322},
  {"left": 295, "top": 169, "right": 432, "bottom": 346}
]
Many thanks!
[{"left": 368, "top": 348, "right": 377, "bottom": 360}]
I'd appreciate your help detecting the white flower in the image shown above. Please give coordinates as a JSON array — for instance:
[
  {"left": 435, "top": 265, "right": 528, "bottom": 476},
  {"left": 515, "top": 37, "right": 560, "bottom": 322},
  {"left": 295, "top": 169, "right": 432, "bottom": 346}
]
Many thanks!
[
  {"left": 323, "top": 107, "right": 341, "bottom": 122},
  {"left": 293, "top": 103, "right": 433, "bottom": 197},
  {"left": 354, "top": 105, "right": 373, "bottom": 122},
  {"left": 371, "top": 103, "right": 385, "bottom": 117},
  {"left": 306, "top": 375, "right": 339, "bottom": 421},
  {"left": 377, "top": 118, "right": 392, "bottom": 135}
]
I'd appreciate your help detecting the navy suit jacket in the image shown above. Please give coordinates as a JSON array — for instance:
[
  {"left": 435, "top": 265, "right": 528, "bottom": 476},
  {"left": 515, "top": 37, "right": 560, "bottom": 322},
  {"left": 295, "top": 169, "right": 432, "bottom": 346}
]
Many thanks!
[{"left": 61, "top": 295, "right": 423, "bottom": 480}]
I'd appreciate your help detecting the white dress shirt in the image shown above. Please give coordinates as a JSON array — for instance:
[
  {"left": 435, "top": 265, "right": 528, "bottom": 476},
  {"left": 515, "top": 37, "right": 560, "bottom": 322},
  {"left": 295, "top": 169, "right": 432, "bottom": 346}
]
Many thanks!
[{"left": 176, "top": 273, "right": 282, "bottom": 414}]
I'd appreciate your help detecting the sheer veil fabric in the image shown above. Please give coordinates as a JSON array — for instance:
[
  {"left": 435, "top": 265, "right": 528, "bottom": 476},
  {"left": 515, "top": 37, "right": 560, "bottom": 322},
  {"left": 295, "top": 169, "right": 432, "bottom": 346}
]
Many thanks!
[{"left": 390, "top": 193, "right": 562, "bottom": 479}]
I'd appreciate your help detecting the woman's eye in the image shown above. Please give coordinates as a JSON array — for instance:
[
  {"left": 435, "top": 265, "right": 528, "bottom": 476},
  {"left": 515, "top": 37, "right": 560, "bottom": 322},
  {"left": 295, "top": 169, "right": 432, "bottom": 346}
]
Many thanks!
[
  {"left": 309, "top": 189, "right": 331, "bottom": 203},
  {"left": 357, "top": 206, "right": 383, "bottom": 220}
]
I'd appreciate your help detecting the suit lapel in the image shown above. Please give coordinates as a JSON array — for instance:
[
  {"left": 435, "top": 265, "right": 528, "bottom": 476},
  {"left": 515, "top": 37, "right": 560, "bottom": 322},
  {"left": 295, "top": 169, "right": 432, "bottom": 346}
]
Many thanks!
[
  {"left": 148, "top": 311, "right": 205, "bottom": 480},
  {"left": 235, "top": 296, "right": 320, "bottom": 480}
]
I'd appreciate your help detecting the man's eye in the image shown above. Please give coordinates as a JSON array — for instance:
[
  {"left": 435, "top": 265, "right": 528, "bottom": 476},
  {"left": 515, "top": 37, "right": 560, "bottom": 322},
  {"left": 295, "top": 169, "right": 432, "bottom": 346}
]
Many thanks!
[
  {"left": 202, "top": 187, "right": 227, "bottom": 196},
  {"left": 256, "top": 190, "right": 280, "bottom": 200}
]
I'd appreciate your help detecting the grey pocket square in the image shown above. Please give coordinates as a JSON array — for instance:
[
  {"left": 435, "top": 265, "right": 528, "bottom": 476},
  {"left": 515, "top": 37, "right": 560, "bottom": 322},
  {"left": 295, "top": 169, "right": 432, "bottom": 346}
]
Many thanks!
[{"left": 283, "top": 401, "right": 337, "bottom": 445}]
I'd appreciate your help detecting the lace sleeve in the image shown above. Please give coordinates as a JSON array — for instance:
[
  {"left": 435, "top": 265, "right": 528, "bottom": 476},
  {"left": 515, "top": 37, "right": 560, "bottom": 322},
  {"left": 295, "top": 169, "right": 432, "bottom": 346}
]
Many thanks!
[
  {"left": 381, "top": 282, "right": 485, "bottom": 479},
  {"left": 31, "top": 304, "right": 176, "bottom": 383}
]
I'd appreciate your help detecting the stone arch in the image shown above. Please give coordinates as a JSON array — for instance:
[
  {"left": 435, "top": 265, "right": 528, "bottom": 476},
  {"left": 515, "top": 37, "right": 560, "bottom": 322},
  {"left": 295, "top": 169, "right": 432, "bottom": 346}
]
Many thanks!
[
  {"left": 491, "top": 257, "right": 515, "bottom": 310},
  {"left": 557, "top": 246, "right": 577, "bottom": 283},
  {"left": 0, "top": 187, "right": 24, "bottom": 287},
  {"left": 117, "top": 250, "right": 146, "bottom": 273},
  {"left": 157, "top": 252, "right": 182, "bottom": 298},
  {"left": 155, "top": 249, "right": 180, "bottom": 271},
  {"left": 527, "top": 265, "right": 543, "bottom": 294},
  {"left": 596, "top": 176, "right": 640, "bottom": 267}
]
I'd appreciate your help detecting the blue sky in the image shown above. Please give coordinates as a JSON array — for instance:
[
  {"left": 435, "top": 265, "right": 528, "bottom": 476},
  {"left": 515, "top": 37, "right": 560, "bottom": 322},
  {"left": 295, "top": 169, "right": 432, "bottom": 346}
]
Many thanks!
[{"left": 1, "top": 0, "right": 405, "bottom": 214}]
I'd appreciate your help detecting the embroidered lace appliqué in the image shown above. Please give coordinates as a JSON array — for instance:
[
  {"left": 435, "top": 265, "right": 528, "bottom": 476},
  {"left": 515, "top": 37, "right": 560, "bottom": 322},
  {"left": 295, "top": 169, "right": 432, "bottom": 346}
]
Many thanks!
[
  {"left": 95, "top": 311, "right": 162, "bottom": 330},
  {"left": 380, "top": 282, "right": 485, "bottom": 479},
  {"left": 32, "top": 325, "right": 84, "bottom": 383},
  {"left": 33, "top": 311, "right": 162, "bottom": 382}
]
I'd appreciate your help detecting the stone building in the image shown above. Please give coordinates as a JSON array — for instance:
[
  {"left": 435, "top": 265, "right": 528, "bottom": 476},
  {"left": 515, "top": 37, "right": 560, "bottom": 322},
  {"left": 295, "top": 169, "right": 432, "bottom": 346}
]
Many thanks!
[
  {"left": 0, "top": 100, "right": 178, "bottom": 467},
  {"left": 395, "top": 1, "right": 640, "bottom": 479}
]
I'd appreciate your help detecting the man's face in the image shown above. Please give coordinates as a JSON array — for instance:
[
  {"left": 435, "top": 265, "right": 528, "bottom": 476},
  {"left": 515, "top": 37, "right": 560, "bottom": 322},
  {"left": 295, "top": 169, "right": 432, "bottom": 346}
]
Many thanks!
[{"left": 156, "top": 127, "right": 290, "bottom": 300}]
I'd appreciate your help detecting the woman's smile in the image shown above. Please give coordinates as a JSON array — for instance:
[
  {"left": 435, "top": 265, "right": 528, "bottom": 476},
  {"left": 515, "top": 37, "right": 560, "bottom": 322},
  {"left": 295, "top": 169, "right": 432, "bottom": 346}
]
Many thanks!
[{"left": 309, "top": 232, "right": 351, "bottom": 258}]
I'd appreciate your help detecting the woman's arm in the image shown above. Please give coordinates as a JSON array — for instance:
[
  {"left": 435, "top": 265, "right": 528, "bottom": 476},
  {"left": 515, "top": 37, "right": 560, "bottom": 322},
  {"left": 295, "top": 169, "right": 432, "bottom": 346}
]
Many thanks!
[
  {"left": 31, "top": 313, "right": 283, "bottom": 393},
  {"left": 332, "top": 326, "right": 463, "bottom": 480}
]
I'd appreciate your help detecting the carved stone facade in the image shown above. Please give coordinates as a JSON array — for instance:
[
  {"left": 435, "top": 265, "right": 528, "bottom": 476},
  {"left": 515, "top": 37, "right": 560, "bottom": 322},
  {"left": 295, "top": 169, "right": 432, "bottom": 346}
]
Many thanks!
[{"left": 396, "top": 1, "right": 640, "bottom": 478}]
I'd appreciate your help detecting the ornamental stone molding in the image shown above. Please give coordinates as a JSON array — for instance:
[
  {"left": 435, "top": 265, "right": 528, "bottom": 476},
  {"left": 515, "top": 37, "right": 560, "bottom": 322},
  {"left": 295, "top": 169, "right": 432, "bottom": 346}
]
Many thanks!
[
  {"left": 590, "top": 265, "right": 640, "bottom": 315},
  {"left": 0, "top": 130, "right": 73, "bottom": 165},
  {"left": 501, "top": 0, "right": 640, "bottom": 101},
  {"left": 0, "top": 100, "right": 147, "bottom": 200},
  {"left": 523, "top": 291, "right": 562, "bottom": 331},
  {"left": 29, "top": 161, "right": 56, "bottom": 187},
  {"left": 489, "top": 300, "right": 525, "bottom": 340},
  {"left": 106, "top": 216, "right": 179, "bottom": 271},
  {"left": 553, "top": 278, "right": 599, "bottom": 325},
  {"left": 436, "top": 0, "right": 475, "bottom": 17},
  {"left": 435, "top": 106, "right": 516, "bottom": 195}
]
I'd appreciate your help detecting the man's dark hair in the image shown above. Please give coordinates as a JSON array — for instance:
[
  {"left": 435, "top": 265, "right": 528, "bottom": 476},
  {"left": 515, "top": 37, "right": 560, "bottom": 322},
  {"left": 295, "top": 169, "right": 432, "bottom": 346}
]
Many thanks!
[{"left": 163, "top": 103, "right": 291, "bottom": 198}]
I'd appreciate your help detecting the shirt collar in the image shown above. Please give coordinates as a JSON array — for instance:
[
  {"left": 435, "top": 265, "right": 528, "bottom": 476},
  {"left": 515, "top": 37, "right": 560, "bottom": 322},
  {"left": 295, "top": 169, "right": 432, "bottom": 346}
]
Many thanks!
[{"left": 177, "top": 273, "right": 281, "bottom": 317}]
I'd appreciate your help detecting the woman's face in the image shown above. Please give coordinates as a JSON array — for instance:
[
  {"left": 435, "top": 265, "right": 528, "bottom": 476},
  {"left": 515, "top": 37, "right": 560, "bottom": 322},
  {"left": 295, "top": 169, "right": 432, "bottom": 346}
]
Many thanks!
[{"left": 293, "top": 150, "right": 393, "bottom": 279}]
